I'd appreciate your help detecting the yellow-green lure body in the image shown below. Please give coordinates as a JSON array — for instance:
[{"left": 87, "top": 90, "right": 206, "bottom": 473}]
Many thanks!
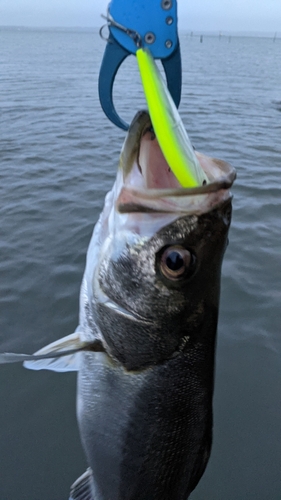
[{"left": 136, "top": 48, "right": 208, "bottom": 188}]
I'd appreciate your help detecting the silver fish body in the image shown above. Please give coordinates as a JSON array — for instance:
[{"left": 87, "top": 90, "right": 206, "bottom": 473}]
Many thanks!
[{"left": 74, "top": 111, "right": 236, "bottom": 500}]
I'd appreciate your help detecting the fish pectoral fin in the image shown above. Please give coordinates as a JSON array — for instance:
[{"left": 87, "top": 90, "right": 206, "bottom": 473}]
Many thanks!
[
  {"left": 0, "top": 332, "right": 105, "bottom": 373},
  {"left": 69, "top": 467, "right": 94, "bottom": 500}
]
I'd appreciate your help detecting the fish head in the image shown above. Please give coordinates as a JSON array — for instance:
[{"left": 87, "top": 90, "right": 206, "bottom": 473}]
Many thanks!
[{"left": 87, "top": 111, "right": 236, "bottom": 371}]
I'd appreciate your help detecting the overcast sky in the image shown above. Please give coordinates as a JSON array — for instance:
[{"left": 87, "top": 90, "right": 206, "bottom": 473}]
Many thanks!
[{"left": 1, "top": 0, "right": 280, "bottom": 32}]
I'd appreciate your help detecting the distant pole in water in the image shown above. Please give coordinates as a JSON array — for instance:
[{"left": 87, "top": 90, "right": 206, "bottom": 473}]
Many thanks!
[
  {"left": 273, "top": 32, "right": 277, "bottom": 42},
  {"left": 190, "top": 31, "right": 193, "bottom": 38},
  {"left": 219, "top": 31, "right": 222, "bottom": 40},
  {"left": 200, "top": 35, "right": 203, "bottom": 43}
]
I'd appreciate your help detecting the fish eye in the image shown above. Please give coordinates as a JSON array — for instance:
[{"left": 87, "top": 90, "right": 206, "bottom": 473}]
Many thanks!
[{"left": 160, "top": 245, "right": 193, "bottom": 281}]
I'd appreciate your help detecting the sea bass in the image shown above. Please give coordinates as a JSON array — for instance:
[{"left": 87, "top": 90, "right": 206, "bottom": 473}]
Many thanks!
[
  {"left": 71, "top": 110, "right": 235, "bottom": 500},
  {"left": 1, "top": 110, "right": 235, "bottom": 499}
]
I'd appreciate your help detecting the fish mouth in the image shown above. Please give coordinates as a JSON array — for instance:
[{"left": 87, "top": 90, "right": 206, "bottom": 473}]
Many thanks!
[{"left": 116, "top": 110, "right": 236, "bottom": 214}]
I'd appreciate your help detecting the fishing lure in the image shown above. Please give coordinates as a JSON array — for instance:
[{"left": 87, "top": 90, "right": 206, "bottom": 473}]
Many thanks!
[{"left": 136, "top": 48, "right": 208, "bottom": 188}]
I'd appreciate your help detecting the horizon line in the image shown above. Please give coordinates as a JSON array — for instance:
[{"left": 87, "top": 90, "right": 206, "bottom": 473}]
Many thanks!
[{"left": 0, "top": 25, "right": 278, "bottom": 36}]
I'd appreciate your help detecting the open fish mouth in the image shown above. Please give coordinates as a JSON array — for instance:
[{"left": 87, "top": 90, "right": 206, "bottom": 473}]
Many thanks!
[{"left": 116, "top": 110, "right": 236, "bottom": 214}]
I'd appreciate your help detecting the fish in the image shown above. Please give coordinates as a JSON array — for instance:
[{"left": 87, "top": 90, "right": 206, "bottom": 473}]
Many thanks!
[{"left": 0, "top": 110, "right": 235, "bottom": 499}]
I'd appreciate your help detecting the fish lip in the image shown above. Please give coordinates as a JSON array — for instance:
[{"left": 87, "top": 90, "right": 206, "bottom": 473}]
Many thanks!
[{"left": 117, "top": 170, "right": 235, "bottom": 214}]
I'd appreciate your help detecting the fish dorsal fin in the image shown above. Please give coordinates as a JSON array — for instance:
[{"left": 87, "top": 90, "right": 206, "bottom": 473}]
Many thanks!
[{"left": 0, "top": 333, "right": 105, "bottom": 373}]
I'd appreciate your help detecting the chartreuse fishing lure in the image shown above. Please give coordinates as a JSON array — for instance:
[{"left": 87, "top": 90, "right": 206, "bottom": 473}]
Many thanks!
[{"left": 136, "top": 48, "right": 208, "bottom": 188}]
